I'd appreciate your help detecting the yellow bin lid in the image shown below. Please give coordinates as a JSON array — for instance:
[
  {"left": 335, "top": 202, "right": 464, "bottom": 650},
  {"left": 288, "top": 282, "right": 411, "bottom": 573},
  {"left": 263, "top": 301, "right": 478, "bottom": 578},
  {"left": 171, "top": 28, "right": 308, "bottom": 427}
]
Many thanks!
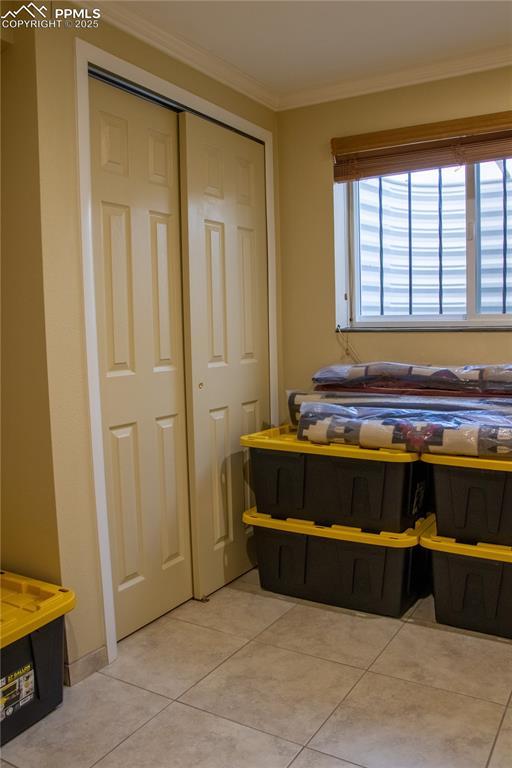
[
  {"left": 240, "top": 425, "right": 419, "bottom": 463},
  {"left": 0, "top": 571, "right": 76, "bottom": 649},
  {"left": 420, "top": 520, "right": 512, "bottom": 564},
  {"left": 243, "top": 508, "right": 434, "bottom": 548},
  {"left": 422, "top": 453, "right": 512, "bottom": 472}
]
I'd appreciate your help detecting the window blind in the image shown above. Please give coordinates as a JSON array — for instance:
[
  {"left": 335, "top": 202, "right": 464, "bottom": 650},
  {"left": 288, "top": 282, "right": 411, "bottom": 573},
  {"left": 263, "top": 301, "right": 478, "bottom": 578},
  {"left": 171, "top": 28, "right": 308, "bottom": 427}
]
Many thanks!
[{"left": 332, "top": 112, "right": 512, "bottom": 182}]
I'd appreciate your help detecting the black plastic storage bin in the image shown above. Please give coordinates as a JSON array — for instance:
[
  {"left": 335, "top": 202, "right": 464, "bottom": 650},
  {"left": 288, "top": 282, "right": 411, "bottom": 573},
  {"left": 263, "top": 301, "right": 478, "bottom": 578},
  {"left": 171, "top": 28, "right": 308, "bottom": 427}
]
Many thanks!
[
  {"left": 1, "top": 572, "right": 75, "bottom": 745},
  {"left": 424, "top": 454, "right": 512, "bottom": 546},
  {"left": 243, "top": 509, "right": 433, "bottom": 618},
  {"left": 421, "top": 522, "right": 512, "bottom": 639},
  {"left": 243, "top": 426, "right": 428, "bottom": 533}
]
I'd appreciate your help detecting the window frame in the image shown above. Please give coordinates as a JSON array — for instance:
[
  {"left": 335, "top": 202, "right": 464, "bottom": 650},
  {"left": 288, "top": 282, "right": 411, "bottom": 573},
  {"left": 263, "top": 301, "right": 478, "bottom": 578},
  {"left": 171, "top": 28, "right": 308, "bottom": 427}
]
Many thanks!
[{"left": 335, "top": 163, "right": 512, "bottom": 331}]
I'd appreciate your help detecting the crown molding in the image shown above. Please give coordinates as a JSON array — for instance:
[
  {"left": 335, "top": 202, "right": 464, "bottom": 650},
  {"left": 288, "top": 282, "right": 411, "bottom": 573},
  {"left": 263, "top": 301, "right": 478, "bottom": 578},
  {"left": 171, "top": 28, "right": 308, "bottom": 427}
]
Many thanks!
[
  {"left": 279, "top": 45, "right": 512, "bottom": 110},
  {"left": 86, "top": 3, "right": 512, "bottom": 113},
  {"left": 89, "top": 2, "right": 280, "bottom": 110}
]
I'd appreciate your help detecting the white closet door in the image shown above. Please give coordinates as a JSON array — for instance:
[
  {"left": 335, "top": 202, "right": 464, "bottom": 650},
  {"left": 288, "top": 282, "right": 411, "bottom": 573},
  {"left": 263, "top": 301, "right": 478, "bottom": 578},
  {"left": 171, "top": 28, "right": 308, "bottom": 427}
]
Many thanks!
[
  {"left": 180, "top": 112, "right": 270, "bottom": 598},
  {"left": 90, "top": 79, "right": 192, "bottom": 639}
]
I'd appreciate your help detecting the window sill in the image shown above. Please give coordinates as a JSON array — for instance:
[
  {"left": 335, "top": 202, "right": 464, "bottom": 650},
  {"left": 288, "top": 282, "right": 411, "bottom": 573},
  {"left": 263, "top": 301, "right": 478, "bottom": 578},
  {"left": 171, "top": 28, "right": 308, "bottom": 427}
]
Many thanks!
[{"left": 337, "top": 324, "right": 512, "bottom": 333}]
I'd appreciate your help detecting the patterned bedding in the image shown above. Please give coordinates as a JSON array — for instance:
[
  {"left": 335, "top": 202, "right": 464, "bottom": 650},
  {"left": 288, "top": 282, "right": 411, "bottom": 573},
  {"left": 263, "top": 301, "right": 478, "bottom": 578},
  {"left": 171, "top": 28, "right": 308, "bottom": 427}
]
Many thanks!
[
  {"left": 287, "top": 390, "right": 512, "bottom": 427},
  {"left": 288, "top": 362, "right": 512, "bottom": 458},
  {"left": 296, "top": 401, "right": 512, "bottom": 458},
  {"left": 313, "top": 362, "right": 512, "bottom": 393}
]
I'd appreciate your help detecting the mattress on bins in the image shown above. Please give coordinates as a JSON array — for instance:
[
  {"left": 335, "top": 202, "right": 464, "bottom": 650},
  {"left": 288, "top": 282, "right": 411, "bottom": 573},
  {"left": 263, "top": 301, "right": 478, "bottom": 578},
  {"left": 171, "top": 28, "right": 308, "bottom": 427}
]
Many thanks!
[
  {"left": 243, "top": 509, "right": 433, "bottom": 618},
  {"left": 423, "top": 454, "right": 512, "bottom": 546},
  {"left": 420, "top": 521, "right": 512, "bottom": 639},
  {"left": 242, "top": 426, "right": 427, "bottom": 533}
]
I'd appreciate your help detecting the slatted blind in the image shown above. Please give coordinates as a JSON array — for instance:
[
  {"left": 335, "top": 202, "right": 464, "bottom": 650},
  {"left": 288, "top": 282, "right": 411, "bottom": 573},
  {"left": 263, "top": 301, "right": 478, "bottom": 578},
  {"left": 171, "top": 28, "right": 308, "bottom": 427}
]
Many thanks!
[{"left": 332, "top": 112, "right": 512, "bottom": 182}]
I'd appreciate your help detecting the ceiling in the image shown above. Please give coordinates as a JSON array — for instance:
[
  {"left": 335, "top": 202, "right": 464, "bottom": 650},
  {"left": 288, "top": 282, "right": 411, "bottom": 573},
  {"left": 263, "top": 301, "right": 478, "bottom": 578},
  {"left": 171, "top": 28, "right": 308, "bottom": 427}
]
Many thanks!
[{"left": 96, "top": 1, "right": 512, "bottom": 109}]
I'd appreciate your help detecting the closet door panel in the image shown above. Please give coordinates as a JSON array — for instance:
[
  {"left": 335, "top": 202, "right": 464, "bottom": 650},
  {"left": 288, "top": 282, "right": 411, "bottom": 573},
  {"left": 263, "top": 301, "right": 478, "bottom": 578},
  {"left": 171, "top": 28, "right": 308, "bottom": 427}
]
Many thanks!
[
  {"left": 180, "top": 112, "right": 270, "bottom": 597},
  {"left": 90, "top": 79, "right": 192, "bottom": 639}
]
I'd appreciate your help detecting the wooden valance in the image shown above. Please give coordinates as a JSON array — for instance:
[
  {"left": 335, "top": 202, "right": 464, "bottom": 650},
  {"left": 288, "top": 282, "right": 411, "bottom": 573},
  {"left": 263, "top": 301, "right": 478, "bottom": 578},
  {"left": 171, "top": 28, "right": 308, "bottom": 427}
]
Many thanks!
[{"left": 332, "top": 111, "right": 512, "bottom": 182}]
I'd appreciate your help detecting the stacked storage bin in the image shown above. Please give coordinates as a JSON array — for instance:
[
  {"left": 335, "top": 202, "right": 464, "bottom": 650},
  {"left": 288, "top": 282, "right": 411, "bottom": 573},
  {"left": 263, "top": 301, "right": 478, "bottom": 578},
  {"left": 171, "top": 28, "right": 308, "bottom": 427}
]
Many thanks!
[
  {"left": 241, "top": 426, "right": 433, "bottom": 618},
  {"left": 0, "top": 571, "right": 75, "bottom": 744},
  {"left": 420, "top": 454, "right": 512, "bottom": 639}
]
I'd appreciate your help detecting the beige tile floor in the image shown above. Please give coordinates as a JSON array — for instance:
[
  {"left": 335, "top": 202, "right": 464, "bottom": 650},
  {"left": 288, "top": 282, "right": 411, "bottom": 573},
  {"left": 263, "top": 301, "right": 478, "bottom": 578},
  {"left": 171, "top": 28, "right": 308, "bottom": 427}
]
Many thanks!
[{"left": 2, "top": 570, "right": 511, "bottom": 768}]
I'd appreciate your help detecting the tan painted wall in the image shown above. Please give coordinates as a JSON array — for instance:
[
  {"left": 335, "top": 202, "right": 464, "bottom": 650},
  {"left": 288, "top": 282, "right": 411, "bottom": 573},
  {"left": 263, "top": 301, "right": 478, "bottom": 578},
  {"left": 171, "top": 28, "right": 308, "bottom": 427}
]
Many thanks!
[
  {"left": 278, "top": 67, "right": 512, "bottom": 393},
  {"left": 1, "top": 32, "right": 61, "bottom": 584},
  {"left": 19, "top": 17, "right": 278, "bottom": 665},
  {"left": 5, "top": 10, "right": 511, "bottom": 670}
]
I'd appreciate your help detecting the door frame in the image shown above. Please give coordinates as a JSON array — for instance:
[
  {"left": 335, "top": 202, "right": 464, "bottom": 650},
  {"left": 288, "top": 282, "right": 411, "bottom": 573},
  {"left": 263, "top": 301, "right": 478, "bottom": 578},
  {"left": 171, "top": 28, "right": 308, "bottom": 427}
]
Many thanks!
[{"left": 75, "top": 39, "right": 279, "bottom": 662}]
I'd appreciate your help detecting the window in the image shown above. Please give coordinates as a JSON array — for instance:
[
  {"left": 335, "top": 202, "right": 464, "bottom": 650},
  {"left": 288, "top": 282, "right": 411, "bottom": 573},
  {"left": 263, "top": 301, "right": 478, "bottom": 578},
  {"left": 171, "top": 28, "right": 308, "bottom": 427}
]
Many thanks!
[{"left": 333, "top": 113, "right": 512, "bottom": 329}]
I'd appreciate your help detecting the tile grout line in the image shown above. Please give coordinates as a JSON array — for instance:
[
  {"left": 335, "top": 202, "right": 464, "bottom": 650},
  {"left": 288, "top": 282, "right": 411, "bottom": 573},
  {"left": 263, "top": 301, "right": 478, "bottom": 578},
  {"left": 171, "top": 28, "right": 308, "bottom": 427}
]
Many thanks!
[
  {"left": 176, "top": 698, "right": 304, "bottom": 749},
  {"left": 369, "top": 667, "right": 510, "bottom": 708},
  {"left": 88, "top": 699, "right": 176, "bottom": 768},
  {"left": 366, "top": 612, "right": 409, "bottom": 669},
  {"left": 399, "top": 600, "right": 512, "bottom": 647},
  {"left": 93, "top": 597, "right": 377, "bottom": 758},
  {"left": 305, "top": 745, "right": 369, "bottom": 768},
  {"left": 284, "top": 745, "right": 364, "bottom": 768},
  {"left": 367, "top": 618, "right": 512, "bottom": 707},
  {"left": 237, "top": 606, "right": 403, "bottom": 678},
  {"left": 168, "top": 593, "right": 296, "bottom": 640},
  {"left": 100, "top": 587, "right": 512, "bottom": 707},
  {"left": 100, "top": 589, "right": 511, "bottom": 736},
  {"left": 251, "top": 636, "right": 373, "bottom": 674},
  {"left": 101, "top": 592, "right": 298, "bottom": 705},
  {"left": 236, "top": 600, "right": 299, "bottom": 644},
  {"left": 57, "top": 584, "right": 512, "bottom": 767},
  {"left": 245, "top": 599, "right": 406, "bottom": 674},
  {"left": 173, "top": 635, "right": 254, "bottom": 700},
  {"left": 403, "top": 615, "right": 512, "bottom": 647},
  {"left": 240, "top": 580, "right": 512, "bottom": 650},
  {"left": 231, "top": 578, "right": 393, "bottom": 620},
  {"left": 99, "top": 610, "right": 256, "bottom": 704},
  {"left": 229, "top": 579, "right": 299, "bottom": 606},
  {"left": 2, "top": 680, "right": 173, "bottom": 768},
  {"left": 11, "top": 665, "right": 505, "bottom": 768},
  {"left": 485, "top": 688, "right": 512, "bottom": 768},
  {"left": 173, "top": 595, "right": 430, "bottom": 756},
  {"left": 233, "top": 580, "right": 435, "bottom": 636},
  {"left": 285, "top": 746, "right": 306, "bottom": 768},
  {"left": 157, "top": 613, "right": 257, "bottom": 640},
  {"left": 367, "top": 668, "right": 512, "bottom": 708},
  {"left": 303, "top": 668, "right": 367, "bottom": 753},
  {"left": 171, "top": 602, "right": 393, "bottom": 752},
  {"left": 176, "top": 646, "right": 367, "bottom": 759},
  {"left": 301, "top": 613, "right": 407, "bottom": 758},
  {"left": 96, "top": 670, "right": 174, "bottom": 700},
  {"left": 172, "top": 601, "right": 375, "bottom": 750},
  {"left": 87, "top": 620, "right": 273, "bottom": 762}
]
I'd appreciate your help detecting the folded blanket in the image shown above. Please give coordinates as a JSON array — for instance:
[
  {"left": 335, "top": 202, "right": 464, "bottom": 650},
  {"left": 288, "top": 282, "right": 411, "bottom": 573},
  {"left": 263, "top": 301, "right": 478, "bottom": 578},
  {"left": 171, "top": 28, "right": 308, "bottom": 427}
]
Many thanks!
[
  {"left": 313, "top": 362, "right": 512, "bottom": 393},
  {"left": 287, "top": 390, "right": 512, "bottom": 427},
  {"left": 314, "top": 385, "right": 512, "bottom": 398},
  {"left": 297, "top": 401, "right": 512, "bottom": 458}
]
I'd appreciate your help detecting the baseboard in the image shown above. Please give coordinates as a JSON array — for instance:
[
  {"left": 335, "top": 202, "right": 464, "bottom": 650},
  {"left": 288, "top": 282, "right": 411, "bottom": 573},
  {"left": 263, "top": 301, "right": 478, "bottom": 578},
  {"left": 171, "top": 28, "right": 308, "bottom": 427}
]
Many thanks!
[{"left": 64, "top": 645, "right": 108, "bottom": 686}]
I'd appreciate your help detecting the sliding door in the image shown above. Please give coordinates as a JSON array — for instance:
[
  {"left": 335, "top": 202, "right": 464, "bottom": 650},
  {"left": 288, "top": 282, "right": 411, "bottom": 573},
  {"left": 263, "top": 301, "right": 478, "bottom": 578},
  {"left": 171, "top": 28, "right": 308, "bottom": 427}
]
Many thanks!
[
  {"left": 180, "top": 113, "right": 270, "bottom": 597},
  {"left": 90, "top": 79, "right": 193, "bottom": 638}
]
